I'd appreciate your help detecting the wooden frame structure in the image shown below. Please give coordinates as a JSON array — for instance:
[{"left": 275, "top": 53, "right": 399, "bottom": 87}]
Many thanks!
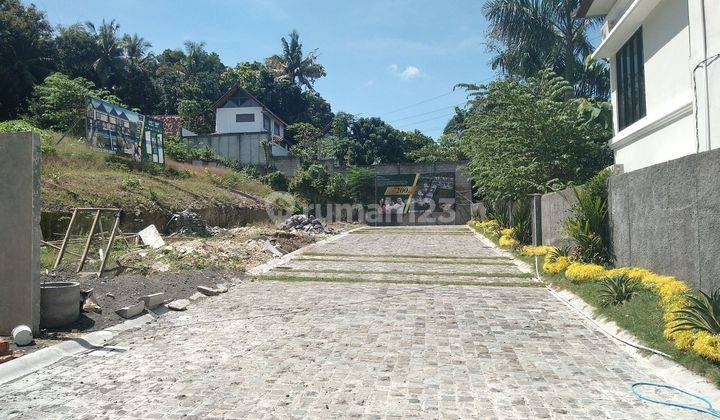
[{"left": 53, "top": 208, "right": 122, "bottom": 277}]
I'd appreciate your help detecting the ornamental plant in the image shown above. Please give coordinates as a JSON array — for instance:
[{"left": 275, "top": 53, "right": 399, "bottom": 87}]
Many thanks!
[
  {"left": 670, "top": 290, "right": 720, "bottom": 336},
  {"left": 564, "top": 262, "right": 606, "bottom": 282},
  {"left": 598, "top": 275, "right": 640, "bottom": 307},
  {"left": 521, "top": 245, "right": 556, "bottom": 256},
  {"left": 543, "top": 256, "right": 571, "bottom": 274}
]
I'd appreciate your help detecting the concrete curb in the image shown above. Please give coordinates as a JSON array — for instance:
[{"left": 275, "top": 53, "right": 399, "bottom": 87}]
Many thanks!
[
  {"left": 0, "top": 311, "right": 156, "bottom": 386},
  {"left": 472, "top": 226, "right": 720, "bottom": 399}
]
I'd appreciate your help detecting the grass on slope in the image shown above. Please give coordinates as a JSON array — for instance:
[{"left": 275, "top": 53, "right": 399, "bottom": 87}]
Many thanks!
[{"left": 41, "top": 138, "right": 272, "bottom": 212}]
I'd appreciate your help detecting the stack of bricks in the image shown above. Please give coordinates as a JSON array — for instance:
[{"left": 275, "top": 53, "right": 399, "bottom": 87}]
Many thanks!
[{"left": 0, "top": 338, "right": 15, "bottom": 364}]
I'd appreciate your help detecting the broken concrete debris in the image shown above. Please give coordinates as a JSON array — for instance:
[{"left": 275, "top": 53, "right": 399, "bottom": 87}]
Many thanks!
[
  {"left": 282, "top": 214, "right": 337, "bottom": 234},
  {"left": 166, "top": 210, "right": 219, "bottom": 237},
  {"left": 138, "top": 225, "right": 165, "bottom": 249},
  {"left": 140, "top": 293, "right": 166, "bottom": 310},
  {"left": 115, "top": 301, "right": 145, "bottom": 319},
  {"left": 0, "top": 338, "right": 17, "bottom": 364},
  {"left": 167, "top": 299, "right": 190, "bottom": 311},
  {"left": 215, "top": 283, "right": 229, "bottom": 293},
  {"left": 197, "top": 285, "right": 220, "bottom": 296}
]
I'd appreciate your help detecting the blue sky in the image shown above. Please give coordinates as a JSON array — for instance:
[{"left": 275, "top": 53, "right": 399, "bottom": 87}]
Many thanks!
[{"left": 29, "top": 0, "right": 499, "bottom": 138}]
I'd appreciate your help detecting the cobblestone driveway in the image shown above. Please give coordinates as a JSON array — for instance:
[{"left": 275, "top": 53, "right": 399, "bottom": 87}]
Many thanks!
[{"left": 0, "top": 226, "right": 703, "bottom": 418}]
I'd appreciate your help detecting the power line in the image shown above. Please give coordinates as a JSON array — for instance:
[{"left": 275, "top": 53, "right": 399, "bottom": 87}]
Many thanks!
[
  {"left": 381, "top": 91, "right": 456, "bottom": 116},
  {"left": 388, "top": 103, "right": 464, "bottom": 123},
  {"left": 395, "top": 113, "right": 456, "bottom": 129}
]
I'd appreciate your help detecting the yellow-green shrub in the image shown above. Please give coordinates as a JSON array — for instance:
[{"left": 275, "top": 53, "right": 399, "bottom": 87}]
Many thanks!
[
  {"left": 499, "top": 235, "right": 518, "bottom": 247},
  {"left": 564, "top": 262, "right": 607, "bottom": 282},
  {"left": 693, "top": 332, "right": 720, "bottom": 362},
  {"left": 543, "top": 256, "right": 571, "bottom": 274},
  {"left": 521, "top": 245, "right": 556, "bottom": 256}
]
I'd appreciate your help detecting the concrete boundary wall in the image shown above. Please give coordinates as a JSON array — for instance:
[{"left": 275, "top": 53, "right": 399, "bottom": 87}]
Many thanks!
[
  {"left": 540, "top": 188, "right": 576, "bottom": 247},
  {"left": 0, "top": 132, "right": 41, "bottom": 334},
  {"left": 608, "top": 147, "right": 720, "bottom": 292}
]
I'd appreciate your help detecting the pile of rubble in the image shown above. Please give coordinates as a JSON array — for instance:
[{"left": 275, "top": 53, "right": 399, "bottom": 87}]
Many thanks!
[
  {"left": 281, "top": 214, "right": 337, "bottom": 234},
  {"left": 166, "top": 210, "right": 219, "bottom": 236}
]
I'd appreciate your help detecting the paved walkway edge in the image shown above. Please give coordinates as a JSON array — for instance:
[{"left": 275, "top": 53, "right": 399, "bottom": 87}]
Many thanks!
[
  {"left": 469, "top": 226, "right": 720, "bottom": 401},
  {"left": 0, "top": 311, "right": 156, "bottom": 386}
]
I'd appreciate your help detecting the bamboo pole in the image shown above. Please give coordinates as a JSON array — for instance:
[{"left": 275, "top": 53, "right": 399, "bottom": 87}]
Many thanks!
[
  {"left": 96, "top": 211, "right": 121, "bottom": 277},
  {"left": 77, "top": 209, "right": 101, "bottom": 273},
  {"left": 53, "top": 208, "right": 78, "bottom": 270}
]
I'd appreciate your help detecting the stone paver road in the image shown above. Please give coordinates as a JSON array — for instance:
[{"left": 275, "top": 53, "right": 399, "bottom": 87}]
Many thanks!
[{"left": 0, "top": 226, "right": 704, "bottom": 418}]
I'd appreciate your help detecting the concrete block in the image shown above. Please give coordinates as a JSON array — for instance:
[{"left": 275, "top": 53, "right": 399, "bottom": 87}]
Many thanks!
[
  {"left": 0, "top": 132, "right": 41, "bottom": 335},
  {"left": 189, "top": 292, "right": 206, "bottom": 302},
  {"left": 139, "top": 293, "right": 165, "bottom": 309},
  {"left": 167, "top": 299, "right": 190, "bottom": 311},
  {"left": 197, "top": 286, "right": 219, "bottom": 296},
  {"left": 115, "top": 301, "right": 145, "bottom": 319}
]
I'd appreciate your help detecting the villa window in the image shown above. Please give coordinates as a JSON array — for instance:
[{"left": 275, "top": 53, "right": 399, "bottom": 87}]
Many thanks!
[
  {"left": 263, "top": 114, "right": 270, "bottom": 131},
  {"left": 616, "top": 28, "right": 646, "bottom": 130},
  {"left": 236, "top": 113, "right": 255, "bottom": 123},
  {"left": 273, "top": 121, "right": 281, "bottom": 136}
]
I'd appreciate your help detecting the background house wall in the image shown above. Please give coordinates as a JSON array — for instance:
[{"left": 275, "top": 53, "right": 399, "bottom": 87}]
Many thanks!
[
  {"left": 608, "top": 0, "right": 696, "bottom": 173},
  {"left": 215, "top": 107, "right": 266, "bottom": 134}
]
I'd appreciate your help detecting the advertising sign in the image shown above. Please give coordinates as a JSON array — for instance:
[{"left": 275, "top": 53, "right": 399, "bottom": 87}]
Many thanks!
[
  {"left": 85, "top": 97, "right": 164, "bottom": 164},
  {"left": 375, "top": 172, "right": 455, "bottom": 215}
]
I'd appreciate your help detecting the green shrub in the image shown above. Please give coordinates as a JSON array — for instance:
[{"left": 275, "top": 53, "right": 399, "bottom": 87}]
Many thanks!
[
  {"left": 599, "top": 275, "right": 640, "bottom": 307},
  {"left": 164, "top": 136, "right": 193, "bottom": 162},
  {"left": 671, "top": 290, "right": 720, "bottom": 336},
  {"left": 0, "top": 119, "right": 56, "bottom": 154},
  {"left": 121, "top": 175, "right": 142, "bottom": 190},
  {"left": 263, "top": 171, "right": 289, "bottom": 191},
  {"left": 325, "top": 173, "right": 349, "bottom": 203},
  {"left": 566, "top": 169, "right": 613, "bottom": 264},
  {"left": 289, "top": 164, "right": 328, "bottom": 203},
  {"left": 347, "top": 167, "right": 375, "bottom": 205}
]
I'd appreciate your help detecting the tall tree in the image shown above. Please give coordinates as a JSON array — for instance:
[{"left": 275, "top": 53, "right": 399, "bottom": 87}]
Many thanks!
[
  {"left": 85, "top": 19, "right": 124, "bottom": 88},
  {"left": 0, "top": 0, "right": 55, "bottom": 119},
  {"left": 265, "top": 30, "right": 326, "bottom": 91},
  {"left": 483, "top": 0, "right": 606, "bottom": 98},
  {"left": 121, "top": 33, "right": 152, "bottom": 65},
  {"left": 54, "top": 23, "right": 100, "bottom": 83}
]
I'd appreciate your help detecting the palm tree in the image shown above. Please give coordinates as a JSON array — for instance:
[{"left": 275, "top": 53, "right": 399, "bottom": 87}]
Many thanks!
[
  {"left": 85, "top": 19, "right": 124, "bottom": 88},
  {"left": 483, "top": 0, "right": 605, "bottom": 98},
  {"left": 265, "top": 30, "right": 326, "bottom": 91},
  {"left": 121, "top": 33, "right": 152, "bottom": 66}
]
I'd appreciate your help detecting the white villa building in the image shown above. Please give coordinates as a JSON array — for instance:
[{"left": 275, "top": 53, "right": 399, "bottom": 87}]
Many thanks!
[
  {"left": 578, "top": 0, "right": 719, "bottom": 173},
  {"left": 211, "top": 85, "right": 286, "bottom": 141}
]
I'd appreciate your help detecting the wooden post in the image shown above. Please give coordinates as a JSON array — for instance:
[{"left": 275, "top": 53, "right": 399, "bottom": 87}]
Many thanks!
[
  {"left": 96, "top": 211, "right": 120, "bottom": 277},
  {"left": 53, "top": 208, "right": 78, "bottom": 270},
  {"left": 77, "top": 209, "right": 101, "bottom": 273}
]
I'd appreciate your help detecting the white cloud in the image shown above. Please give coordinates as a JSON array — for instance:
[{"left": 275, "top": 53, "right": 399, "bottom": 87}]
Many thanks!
[
  {"left": 389, "top": 64, "right": 424, "bottom": 80},
  {"left": 400, "top": 66, "right": 421, "bottom": 80}
]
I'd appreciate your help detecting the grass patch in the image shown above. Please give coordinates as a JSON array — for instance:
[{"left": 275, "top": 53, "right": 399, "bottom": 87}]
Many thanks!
[
  {"left": 272, "top": 268, "right": 532, "bottom": 278},
  {"left": 295, "top": 256, "right": 516, "bottom": 265},
  {"left": 255, "top": 274, "right": 544, "bottom": 288}
]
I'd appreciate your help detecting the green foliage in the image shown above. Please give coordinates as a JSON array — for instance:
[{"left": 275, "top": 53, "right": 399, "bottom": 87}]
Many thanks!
[
  {"left": 289, "top": 164, "right": 328, "bottom": 203},
  {"left": 26, "top": 72, "right": 125, "bottom": 132},
  {"left": 407, "top": 133, "right": 466, "bottom": 163},
  {"left": 483, "top": 0, "right": 608, "bottom": 98},
  {"left": 0, "top": 119, "right": 56, "bottom": 154},
  {"left": 547, "top": 245, "right": 572, "bottom": 263},
  {"left": 287, "top": 122, "right": 323, "bottom": 163},
  {"left": 0, "top": 0, "right": 55, "bottom": 119},
  {"left": 121, "top": 174, "right": 142, "bottom": 190},
  {"left": 265, "top": 30, "right": 326, "bottom": 91},
  {"left": 263, "top": 171, "right": 289, "bottom": 192},
  {"left": 510, "top": 201, "right": 532, "bottom": 244},
  {"left": 346, "top": 167, "right": 375, "bottom": 205},
  {"left": 671, "top": 290, "right": 720, "bottom": 336},
  {"left": 461, "top": 70, "right": 612, "bottom": 203},
  {"left": 163, "top": 136, "right": 193, "bottom": 162},
  {"left": 566, "top": 187, "right": 610, "bottom": 264},
  {"left": 324, "top": 173, "right": 349, "bottom": 203},
  {"left": 599, "top": 275, "right": 641, "bottom": 307}
]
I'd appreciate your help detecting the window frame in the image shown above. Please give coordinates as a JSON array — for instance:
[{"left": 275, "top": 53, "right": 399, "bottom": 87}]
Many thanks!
[
  {"left": 616, "top": 28, "right": 646, "bottom": 130},
  {"left": 235, "top": 113, "right": 255, "bottom": 123}
]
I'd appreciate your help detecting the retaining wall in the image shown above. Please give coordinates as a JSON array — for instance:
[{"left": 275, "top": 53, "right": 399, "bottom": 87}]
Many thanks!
[{"left": 608, "top": 147, "right": 720, "bottom": 292}]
